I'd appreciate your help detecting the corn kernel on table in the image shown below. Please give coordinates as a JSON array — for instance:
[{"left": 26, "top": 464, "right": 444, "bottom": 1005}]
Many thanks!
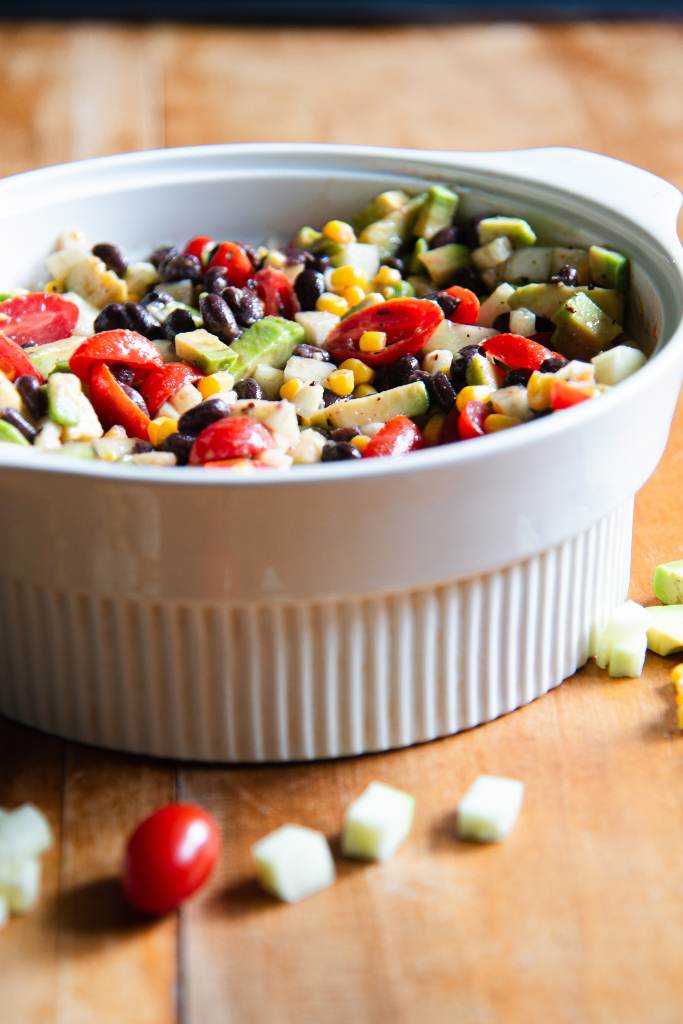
[{"left": 1, "top": 20, "right": 682, "bottom": 1024}]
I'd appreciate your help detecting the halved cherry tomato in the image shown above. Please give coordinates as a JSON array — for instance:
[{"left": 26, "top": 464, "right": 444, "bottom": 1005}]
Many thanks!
[
  {"left": 439, "top": 405, "right": 460, "bottom": 445},
  {"left": 458, "top": 399, "right": 488, "bottom": 440},
  {"left": 326, "top": 298, "right": 443, "bottom": 367},
  {"left": 363, "top": 415, "right": 423, "bottom": 458},
  {"left": 0, "top": 293, "right": 79, "bottom": 347},
  {"left": 122, "top": 803, "right": 221, "bottom": 915},
  {"left": 189, "top": 415, "right": 275, "bottom": 465},
  {"left": 253, "top": 268, "right": 299, "bottom": 320},
  {"left": 443, "top": 285, "right": 480, "bottom": 326},
  {"left": 208, "top": 242, "right": 253, "bottom": 287},
  {"left": 550, "top": 378, "right": 593, "bottom": 411},
  {"left": 70, "top": 330, "right": 163, "bottom": 383},
  {"left": 140, "top": 363, "right": 202, "bottom": 418},
  {"left": 0, "top": 332, "right": 43, "bottom": 382},
  {"left": 183, "top": 235, "right": 215, "bottom": 264},
  {"left": 88, "top": 363, "right": 151, "bottom": 440},
  {"left": 480, "top": 333, "right": 553, "bottom": 372}
]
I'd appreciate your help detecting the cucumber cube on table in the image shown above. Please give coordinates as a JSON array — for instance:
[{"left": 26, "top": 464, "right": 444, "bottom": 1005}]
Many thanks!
[
  {"left": 0, "top": 804, "right": 52, "bottom": 862},
  {"left": 252, "top": 825, "right": 335, "bottom": 903},
  {"left": 457, "top": 775, "right": 524, "bottom": 843},
  {"left": 0, "top": 857, "right": 41, "bottom": 914},
  {"left": 342, "top": 781, "right": 415, "bottom": 862},
  {"left": 652, "top": 559, "right": 683, "bottom": 605},
  {"left": 591, "top": 600, "right": 648, "bottom": 678},
  {"left": 645, "top": 605, "right": 683, "bottom": 657}
]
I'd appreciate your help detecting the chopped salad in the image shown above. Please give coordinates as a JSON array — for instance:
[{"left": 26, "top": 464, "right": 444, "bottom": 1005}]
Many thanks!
[{"left": 0, "top": 184, "right": 646, "bottom": 470}]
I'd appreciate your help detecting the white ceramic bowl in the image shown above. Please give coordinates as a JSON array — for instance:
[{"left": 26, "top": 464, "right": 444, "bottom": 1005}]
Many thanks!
[{"left": 0, "top": 144, "right": 681, "bottom": 761}]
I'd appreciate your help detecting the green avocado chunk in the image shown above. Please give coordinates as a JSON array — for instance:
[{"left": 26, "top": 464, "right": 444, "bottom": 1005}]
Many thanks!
[
  {"left": 28, "top": 337, "right": 83, "bottom": 377},
  {"left": 309, "top": 380, "right": 429, "bottom": 431},
  {"left": 228, "top": 316, "right": 304, "bottom": 379},
  {"left": 478, "top": 216, "right": 537, "bottom": 248},
  {"left": 508, "top": 283, "right": 625, "bottom": 322},
  {"left": 174, "top": 329, "right": 239, "bottom": 375},
  {"left": 47, "top": 372, "right": 81, "bottom": 427},
  {"left": 418, "top": 243, "right": 471, "bottom": 286},
  {"left": 359, "top": 193, "right": 426, "bottom": 260},
  {"left": 466, "top": 353, "right": 497, "bottom": 387},
  {"left": 413, "top": 185, "right": 459, "bottom": 242},
  {"left": 589, "top": 245, "right": 629, "bottom": 292},
  {"left": 551, "top": 291, "right": 622, "bottom": 361},
  {"left": 0, "top": 418, "right": 30, "bottom": 446},
  {"left": 653, "top": 559, "right": 683, "bottom": 605},
  {"left": 645, "top": 605, "right": 683, "bottom": 656},
  {"left": 409, "top": 238, "right": 429, "bottom": 275},
  {"left": 351, "top": 190, "right": 411, "bottom": 235}
]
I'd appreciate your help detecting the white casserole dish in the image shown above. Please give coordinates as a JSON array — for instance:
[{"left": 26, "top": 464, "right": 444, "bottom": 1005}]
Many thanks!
[{"left": 0, "top": 144, "right": 681, "bottom": 762}]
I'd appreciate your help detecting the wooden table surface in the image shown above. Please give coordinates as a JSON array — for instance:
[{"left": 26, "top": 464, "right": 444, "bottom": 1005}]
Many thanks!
[{"left": 1, "top": 19, "right": 682, "bottom": 1024}]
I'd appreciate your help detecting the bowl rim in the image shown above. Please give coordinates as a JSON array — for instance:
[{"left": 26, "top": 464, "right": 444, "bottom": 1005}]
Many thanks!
[{"left": 1, "top": 141, "right": 682, "bottom": 488}]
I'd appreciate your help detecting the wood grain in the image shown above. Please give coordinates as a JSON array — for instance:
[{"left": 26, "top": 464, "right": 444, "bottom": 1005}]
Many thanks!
[{"left": 0, "top": 19, "right": 682, "bottom": 1024}]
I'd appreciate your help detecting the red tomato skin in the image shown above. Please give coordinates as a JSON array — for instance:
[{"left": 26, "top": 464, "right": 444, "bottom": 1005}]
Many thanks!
[
  {"left": 253, "top": 268, "right": 299, "bottom": 320},
  {"left": 443, "top": 286, "right": 480, "bottom": 326},
  {"left": 458, "top": 399, "right": 488, "bottom": 440},
  {"left": 208, "top": 242, "right": 253, "bottom": 287},
  {"left": 189, "top": 416, "right": 275, "bottom": 465},
  {"left": 363, "top": 415, "right": 423, "bottom": 458},
  {"left": 439, "top": 406, "right": 460, "bottom": 445},
  {"left": 550, "top": 378, "right": 592, "bottom": 411},
  {"left": 70, "top": 330, "right": 163, "bottom": 382},
  {"left": 326, "top": 299, "right": 443, "bottom": 367},
  {"left": 140, "top": 363, "right": 202, "bottom": 418},
  {"left": 480, "top": 333, "right": 552, "bottom": 372},
  {"left": 184, "top": 235, "right": 215, "bottom": 263},
  {"left": 0, "top": 293, "right": 79, "bottom": 347},
  {"left": 123, "top": 803, "right": 221, "bottom": 915},
  {"left": 0, "top": 332, "right": 43, "bottom": 382},
  {"left": 88, "top": 363, "right": 151, "bottom": 440}
]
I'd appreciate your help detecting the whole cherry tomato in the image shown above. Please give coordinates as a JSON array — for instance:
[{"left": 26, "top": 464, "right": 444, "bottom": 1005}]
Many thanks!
[
  {"left": 480, "top": 333, "right": 553, "bottom": 372},
  {"left": 184, "top": 235, "right": 215, "bottom": 264},
  {"left": 189, "top": 416, "right": 275, "bottom": 465},
  {"left": 326, "top": 298, "right": 443, "bottom": 367},
  {"left": 550, "top": 378, "right": 593, "bottom": 411},
  {"left": 208, "top": 242, "right": 253, "bottom": 287},
  {"left": 0, "top": 293, "right": 79, "bottom": 347},
  {"left": 0, "top": 332, "right": 43, "bottom": 382},
  {"left": 363, "top": 415, "right": 423, "bottom": 458},
  {"left": 458, "top": 399, "right": 489, "bottom": 440},
  {"left": 140, "top": 363, "right": 202, "bottom": 418},
  {"left": 443, "top": 285, "right": 480, "bottom": 326},
  {"left": 70, "top": 330, "right": 163, "bottom": 382},
  {"left": 253, "top": 268, "right": 299, "bottom": 320},
  {"left": 88, "top": 363, "right": 151, "bottom": 440},
  {"left": 122, "top": 803, "right": 221, "bottom": 915}
]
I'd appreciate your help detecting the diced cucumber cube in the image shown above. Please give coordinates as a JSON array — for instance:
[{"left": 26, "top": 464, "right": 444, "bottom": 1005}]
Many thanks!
[
  {"left": 478, "top": 216, "right": 536, "bottom": 248},
  {"left": 342, "top": 781, "right": 415, "bottom": 862},
  {"left": 457, "top": 775, "right": 524, "bottom": 842},
  {"left": 591, "top": 344, "right": 646, "bottom": 385},
  {"left": 0, "top": 804, "right": 52, "bottom": 861},
  {"left": 645, "top": 605, "right": 683, "bottom": 656},
  {"left": 252, "top": 825, "right": 335, "bottom": 903}
]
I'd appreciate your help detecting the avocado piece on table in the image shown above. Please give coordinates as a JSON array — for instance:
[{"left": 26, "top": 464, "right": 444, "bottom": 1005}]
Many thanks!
[
  {"left": 351, "top": 190, "right": 411, "bottom": 235},
  {"left": 477, "top": 216, "right": 537, "bottom": 248},
  {"left": 0, "top": 418, "right": 30, "bottom": 446},
  {"left": 47, "top": 372, "right": 82, "bottom": 427},
  {"left": 653, "top": 560, "right": 683, "bottom": 605},
  {"left": 508, "top": 283, "right": 625, "bottom": 322},
  {"left": 28, "top": 336, "right": 84, "bottom": 377},
  {"left": 174, "top": 328, "right": 239, "bottom": 375},
  {"left": 589, "top": 245, "right": 629, "bottom": 292},
  {"left": 645, "top": 605, "right": 683, "bottom": 656},
  {"left": 309, "top": 380, "right": 429, "bottom": 431},
  {"left": 551, "top": 291, "right": 622, "bottom": 361},
  {"left": 228, "top": 316, "right": 304, "bottom": 379},
  {"left": 418, "top": 243, "right": 471, "bottom": 286},
  {"left": 359, "top": 193, "right": 426, "bottom": 261},
  {"left": 413, "top": 185, "right": 459, "bottom": 242}
]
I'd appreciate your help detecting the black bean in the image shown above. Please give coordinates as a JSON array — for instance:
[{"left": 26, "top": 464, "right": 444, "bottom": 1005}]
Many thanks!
[
  {"left": 466, "top": 215, "right": 486, "bottom": 250},
  {"left": 120, "top": 384, "right": 150, "bottom": 417},
  {"left": 391, "top": 354, "right": 420, "bottom": 387},
  {"left": 321, "top": 440, "right": 361, "bottom": 462},
  {"left": 433, "top": 292, "right": 461, "bottom": 318},
  {"left": 234, "top": 378, "right": 262, "bottom": 400},
  {"left": 92, "top": 242, "right": 127, "bottom": 277},
  {"left": 110, "top": 365, "right": 136, "bottom": 387},
  {"left": 94, "top": 302, "right": 127, "bottom": 333},
  {"left": 536, "top": 316, "right": 556, "bottom": 334},
  {"left": 133, "top": 439, "right": 155, "bottom": 454},
  {"left": 240, "top": 242, "right": 260, "bottom": 269},
  {"left": 149, "top": 245, "right": 178, "bottom": 269},
  {"left": 330, "top": 426, "right": 360, "bottom": 443},
  {"left": 322, "top": 390, "right": 349, "bottom": 408},
  {"left": 449, "top": 268, "right": 487, "bottom": 297},
  {"left": 223, "top": 286, "right": 264, "bottom": 327},
  {"left": 428, "top": 225, "right": 464, "bottom": 249},
  {"left": 539, "top": 356, "right": 568, "bottom": 374},
  {"left": 159, "top": 252, "right": 202, "bottom": 283},
  {"left": 164, "top": 308, "right": 197, "bottom": 341},
  {"left": 292, "top": 343, "right": 330, "bottom": 362},
  {"left": 451, "top": 346, "right": 481, "bottom": 391},
  {"left": 503, "top": 369, "right": 532, "bottom": 388},
  {"left": 15, "top": 375, "right": 47, "bottom": 420},
  {"left": 177, "top": 396, "right": 230, "bottom": 436},
  {"left": 159, "top": 431, "right": 194, "bottom": 465},
  {"left": 493, "top": 313, "right": 511, "bottom": 333},
  {"left": 431, "top": 372, "right": 456, "bottom": 412},
  {"left": 407, "top": 369, "right": 435, "bottom": 403},
  {"left": 1, "top": 407, "right": 37, "bottom": 442},
  {"left": 141, "top": 289, "right": 172, "bottom": 309},
  {"left": 383, "top": 256, "right": 405, "bottom": 276},
  {"left": 294, "top": 269, "right": 325, "bottom": 312},
  {"left": 123, "top": 301, "right": 164, "bottom": 339},
  {"left": 551, "top": 264, "right": 579, "bottom": 286},
  {"left": 199, "top": 293, "right": 241, "bottom": 343},
  {"left": 204, "top": 266, "right": 230, "bottom": 294}
]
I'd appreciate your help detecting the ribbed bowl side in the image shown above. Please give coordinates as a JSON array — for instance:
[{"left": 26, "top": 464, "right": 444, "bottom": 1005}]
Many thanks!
[{"left": 0, "top": 501, "right": 633, "bottom": 762}]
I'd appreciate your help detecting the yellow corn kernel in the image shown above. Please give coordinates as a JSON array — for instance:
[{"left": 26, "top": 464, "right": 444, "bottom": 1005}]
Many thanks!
[
  {"left": 339, "top": 358, "right": 375, "bottom": 386},
  {"left": 148, "top": 416, "right": 179, "bottom": 446},
  {"left": 198, "top": 371, "right": 235, "bottom": 399},
  {"left": 673, "top": 667, "right": 683, "bottom": 731},
  {"left": 374, "top": 265, "right": 401, "bottom": 287},
  {"left": 265, "top": 249, "right": 287, "bottom": 269},
  {"left": 359, "top": 330, "right": 387, "bottom": 353},
  {"left": 316, "top": 292, "right": 349, "bottom": 316},
  {"left": 353, "top": 384, "right": 378, "bottom": 398},
  {"left": 280, "top": 378, "right": 303, "bottom": 401},
  {"left": 330, "top": 265, "right": 368, "bottom": 291},
  {"left": 44, "top": 279, "right": 64, "bottom": 294},
  {"left": 326, "top": 368, "right": 355, "bottom": 398},
  {"left": 423, "top": 413, "right": 446, "bottom": 446},
  {"left": 527, "top": 371, "right": 554, "bottom": 412},
  {"left": 342, "top": 284, "right": 367, "bottom": 308},
  {"left": 672, "top": 664, "right": 683, "bottom": 685},
  {"left": 456, "top": 385, "right": 494, "bottom": 412},
  {"left": 484, "top": 413, "right": 522, "bottom": 434},
  {"left": 322, "top": 220, "right": 356, "bottom": 245},
  {"left": 351, "top": 434, "right": 370, "bottom": 453}
]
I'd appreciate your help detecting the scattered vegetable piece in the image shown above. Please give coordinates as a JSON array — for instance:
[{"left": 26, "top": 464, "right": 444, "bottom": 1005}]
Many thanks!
[
  {"left": 652, "top": 559, "right": 683, "bottom": 606},
  {"left": 672, "top": 664, "right": 683, "bottom": 731},
  {"left": 252, "top": 825, "right": 335, "bottom": 903},
  {"left": 592, "top": 600, "right": 648, "bottom": 678},
  {"left": 645, "top": 605, "right": 683, "bottom": 657},
  {"left": 342, "top": 781, "right": 415, "bottom": 862},
  {"left": 456, "top": 775, "right": 524, "bottom": 843}
]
